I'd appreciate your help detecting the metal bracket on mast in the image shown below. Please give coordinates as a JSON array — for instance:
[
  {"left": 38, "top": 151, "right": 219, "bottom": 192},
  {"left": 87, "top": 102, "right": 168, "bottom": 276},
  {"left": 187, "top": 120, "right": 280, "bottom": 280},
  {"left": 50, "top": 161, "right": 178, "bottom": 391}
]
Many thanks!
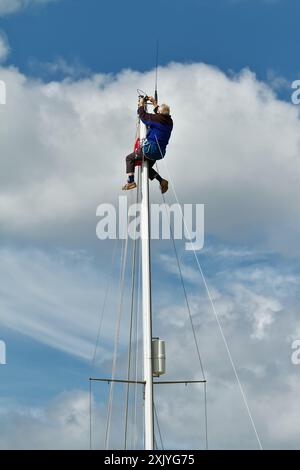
[
  {"left": 89, "top": 378, "right": 145, "bottom": 385},
  {"left": 89, "top": 378, "right": 206, "bottom": 385}
]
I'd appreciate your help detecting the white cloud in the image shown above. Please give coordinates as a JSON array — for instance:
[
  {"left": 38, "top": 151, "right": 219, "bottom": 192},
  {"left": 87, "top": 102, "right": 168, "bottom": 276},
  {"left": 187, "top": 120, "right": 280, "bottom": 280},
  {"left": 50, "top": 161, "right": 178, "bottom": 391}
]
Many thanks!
[
  {"left": 0, "top": 0, "right": 56, "bottom": 16},
  {"left": 0, "top": 391, "right": 91, "bottom": 449},
  {"left": 233, "top": 285, "right": 283, "bottom": 339},
  {"left": 1, "top": 61, "right": 300, "bottom": 448},
  {"left": 155, "top": 282, "right": 300, "bottom": 448},
  {"left": 0, "top": 387, "right": 143, "bottom": 450},
  {"left": 0, "top": 244, "right": 299, "bottom": 448},
  {"left": 0, "top": 62, "right": 300, "bottom": 254}
]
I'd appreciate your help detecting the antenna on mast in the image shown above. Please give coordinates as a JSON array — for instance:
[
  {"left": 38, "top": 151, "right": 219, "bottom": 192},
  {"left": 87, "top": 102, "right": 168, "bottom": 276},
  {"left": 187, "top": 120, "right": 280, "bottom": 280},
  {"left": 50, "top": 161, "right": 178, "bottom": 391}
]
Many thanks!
[{"left": 154, "top": 40, "right": 159, "bottom": 104}]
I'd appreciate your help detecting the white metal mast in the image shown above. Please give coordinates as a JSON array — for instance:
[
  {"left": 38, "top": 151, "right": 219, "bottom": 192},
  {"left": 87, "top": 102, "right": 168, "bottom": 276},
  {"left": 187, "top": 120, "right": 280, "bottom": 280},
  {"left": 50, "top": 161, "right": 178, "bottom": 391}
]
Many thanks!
[
  {"left": 90, "top": 97, "right": 207, "bottom": 451},
  {"left": 140, "top": 103, "right": 154, "bottom": 450}
]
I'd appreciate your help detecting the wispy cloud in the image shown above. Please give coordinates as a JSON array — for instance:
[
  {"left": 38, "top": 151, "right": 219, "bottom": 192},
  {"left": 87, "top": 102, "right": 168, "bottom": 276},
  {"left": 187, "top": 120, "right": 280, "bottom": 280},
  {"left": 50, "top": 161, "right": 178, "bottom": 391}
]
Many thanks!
[
  {"left": 0, "top": 247, "right": 120, "bottom": 361},
  {"left": 28, "top": 57, "right": 91, "bottom": 80}
]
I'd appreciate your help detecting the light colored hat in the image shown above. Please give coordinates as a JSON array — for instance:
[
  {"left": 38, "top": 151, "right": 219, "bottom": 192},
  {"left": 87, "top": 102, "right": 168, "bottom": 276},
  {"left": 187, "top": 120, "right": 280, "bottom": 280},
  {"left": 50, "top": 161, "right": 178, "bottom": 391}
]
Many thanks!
[{"left": 159, "top": 104, "right": 170, "bottom": 115}]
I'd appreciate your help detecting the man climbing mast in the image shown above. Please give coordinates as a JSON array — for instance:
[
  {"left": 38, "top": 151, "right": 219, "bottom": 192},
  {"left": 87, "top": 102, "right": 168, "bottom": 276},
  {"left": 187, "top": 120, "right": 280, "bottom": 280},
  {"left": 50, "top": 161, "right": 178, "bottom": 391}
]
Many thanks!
[{"left": 122, "top": 94, "right": 173, "bottom": 193}]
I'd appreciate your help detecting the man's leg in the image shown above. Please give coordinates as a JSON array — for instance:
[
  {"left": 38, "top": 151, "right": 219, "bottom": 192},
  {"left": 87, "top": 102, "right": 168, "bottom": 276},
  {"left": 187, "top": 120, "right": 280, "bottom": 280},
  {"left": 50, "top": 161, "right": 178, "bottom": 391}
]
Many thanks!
[
  {"left": 146, "top": 158, "right": 169, "bottom": 194},
  {"left": 126, "top": 152, "right": 135, "bottom": 175},
  {"left": 147, "top": 159, "right": 159, "bottom": 181},
  {"left": 123, "top": 149, "right": 143, "bottom": 190}
]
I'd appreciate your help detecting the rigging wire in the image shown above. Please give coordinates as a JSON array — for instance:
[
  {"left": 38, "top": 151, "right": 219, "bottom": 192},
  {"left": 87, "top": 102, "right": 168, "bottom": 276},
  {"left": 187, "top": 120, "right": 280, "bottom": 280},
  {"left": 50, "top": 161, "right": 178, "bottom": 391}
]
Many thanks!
[
  {"left": 155, "top": 159, "right": 208, "bottom": 449},
  {"left": 89, "top": 379, "right": 92, "bottom": 450},
  {"left": 124, "top": 170, "right": 140, "bottom": 449},
  {"left": 203, "top": 381, "right": 208, "bottom": 450},
  {"left": 100, "top": 81, "right": 211, "bottom": 449},
  {"left": 133, "top": 186, "right": 142, "bottom": 449},
  {"left": 104, "top": 198, "right": 131, "bottom": 449},
  {"left": 154, "top": 403, "right": 164, "bottom": 450},
  {"left": 154, "top": 40, "right": 159, "bottom": 103},
  {"left": 157, "top": 157, "right": 263, "bottom": 450},
  {"left": 92, "top": 238, "right": 118, "bottom": 364},
  {"left": 98, "top": 61, "right": 261, "bottom": 448}
]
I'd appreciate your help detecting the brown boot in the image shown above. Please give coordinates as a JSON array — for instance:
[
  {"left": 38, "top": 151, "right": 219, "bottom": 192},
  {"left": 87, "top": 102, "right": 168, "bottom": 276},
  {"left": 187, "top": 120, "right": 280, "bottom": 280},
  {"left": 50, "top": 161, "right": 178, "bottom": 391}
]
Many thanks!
[
  {"left": 160, "top": 179, "right": 169, "bottom": 194},
  {"left": 122, "top": 182, "right": 137, "bottom": 190}
]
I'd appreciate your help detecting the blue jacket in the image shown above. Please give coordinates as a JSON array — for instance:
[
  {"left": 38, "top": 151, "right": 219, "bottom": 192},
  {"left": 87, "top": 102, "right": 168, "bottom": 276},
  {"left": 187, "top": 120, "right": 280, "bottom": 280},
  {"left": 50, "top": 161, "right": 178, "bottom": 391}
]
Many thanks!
[{"left": 138, "top": 106, "right": 173, "bottom": 155}]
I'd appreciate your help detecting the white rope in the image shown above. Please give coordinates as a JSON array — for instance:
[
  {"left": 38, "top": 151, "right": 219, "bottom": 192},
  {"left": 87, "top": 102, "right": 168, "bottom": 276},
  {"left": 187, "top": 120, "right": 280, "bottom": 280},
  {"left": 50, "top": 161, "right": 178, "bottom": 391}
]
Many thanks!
[
  {"left": 133, "top": 168, "right": 142, "bottom": 449},
  {"left": 159, "top": 158, "right": 263, "bottom": 450},
  {"left": 124, "top": 170, "right": 140, "bottom": 449},
  {"left": 155, "top": 169, "right": 208, "bottom": 448},
  {"left": 154, "top": 404, "right": 164, "bottom": 450},
  {"left": 89, "top": 379, "right": 92, "bottom": 450},
  {"left": 105, "top": 192, "right": 131, "bottom": 449},
  {"left": 92, "top": 238, "right": 118, "bottom": 364}
]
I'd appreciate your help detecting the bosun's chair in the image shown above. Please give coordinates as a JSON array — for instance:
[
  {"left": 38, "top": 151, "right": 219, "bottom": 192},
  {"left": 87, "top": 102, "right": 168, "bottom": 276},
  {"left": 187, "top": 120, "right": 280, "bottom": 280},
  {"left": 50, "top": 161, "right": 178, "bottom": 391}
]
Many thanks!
[{"left": 134, "top": 137, "right": 142, "bottom": 167}]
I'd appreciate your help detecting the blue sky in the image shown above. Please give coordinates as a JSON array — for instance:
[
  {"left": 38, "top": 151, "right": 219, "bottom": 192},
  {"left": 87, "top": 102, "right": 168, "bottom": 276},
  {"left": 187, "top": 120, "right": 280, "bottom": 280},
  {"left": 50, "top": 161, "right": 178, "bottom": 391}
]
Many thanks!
[
  {"left": 1, "top": 0, "right": 300, "bottom": 450},
  {"left": 1, "top": 0, "right": 300, "bottom": 83}
]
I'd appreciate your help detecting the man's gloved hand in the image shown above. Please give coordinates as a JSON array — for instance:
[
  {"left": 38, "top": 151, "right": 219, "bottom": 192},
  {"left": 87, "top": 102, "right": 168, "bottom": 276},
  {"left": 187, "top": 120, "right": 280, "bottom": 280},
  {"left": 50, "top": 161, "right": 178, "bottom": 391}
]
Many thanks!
[
  {"left": 148, "top": 96, "right": 158, "bottom": 107},
  {"left": 138, "top": 96, "right": 146, "bottom": 107}
]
